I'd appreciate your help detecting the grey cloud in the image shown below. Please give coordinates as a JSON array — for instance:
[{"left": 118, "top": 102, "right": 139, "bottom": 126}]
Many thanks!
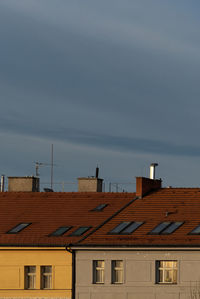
[{"left": 0, "top": 114, "right": 200, "bottom": 158}]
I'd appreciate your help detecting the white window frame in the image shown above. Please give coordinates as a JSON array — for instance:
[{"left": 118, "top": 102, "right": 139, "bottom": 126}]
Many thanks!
[
  {"left": 25, "top": 266, "right": 36, "bottom": 289},
  {"left": 156, "top": 260, "right": 177, "bottom": 284},
  {"left": 112, "top": 260, "right": 123, "bottom": 284},
  {"left": 93, "top": 260, "right": 105, "bottom": 284},
  {"left": 41, "top": 266, "right": 52, "bottom": 289}
]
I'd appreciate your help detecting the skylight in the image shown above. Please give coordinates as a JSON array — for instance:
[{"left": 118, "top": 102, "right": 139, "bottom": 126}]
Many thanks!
[
  {"left": 149, "top": 222, "right": 171, "bottom": 234},
  {"left": 189, "top": 224, "right": 200, "bottom": 235},
  {"left": 70, "top": 226, "right": 91, "bottom": 236},
  {"left": 122, "top": 222, "right": 143, "bottom": 234},
  {"left": 92, "top": 204, "right": 108, "bottom": 211},
  {"left": 149, "top": 222, "right": 183, "bottom": 235},
  {"left": 7, "top": 223, "right": 31, "bottom": 234},
  {"left": 109, "top": 222, "right": 143, "bottom": 234},
  {"left": 110, "top": 222, "right": 131, "bottom": 234},
  {"left": 161, "top": 222, "right": 183, "bottom": 234},
  {"left": 50, "top": 226, "right": 72, "bottom": 236}
]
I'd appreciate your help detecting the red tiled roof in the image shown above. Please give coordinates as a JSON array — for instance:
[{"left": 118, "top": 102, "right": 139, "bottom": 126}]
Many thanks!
[
  {"left": 0, "top": 192, "right": 135, "bottom": 246},
  {"left": 79, "top": 188, "right": 200, "bottom": 247}
]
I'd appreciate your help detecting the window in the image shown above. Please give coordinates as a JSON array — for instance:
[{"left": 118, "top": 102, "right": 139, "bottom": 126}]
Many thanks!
[
  {"left": 112, "top": 260, "right": 123, "bottom": 284},
  {"left": 50, "top": 226, "right": 72, "bottom": 236},
  {"left": 7, "top": 223, "right": 31, "bottom": 234},
  {"left": 109, "top": 221, "right": 143, "bottom": 234},
  {"left": 121, "top": 222, "right": 143, "bottom": 234},
  {"left": 93, "top": 260, "right": 104, "bottom": 284},
  {"left": 41, "top": 266, "right": 52, "bottom": 289},
  {"left": 150, "top": 222, "right": 171, "bottom": 234},
  {"left": 156, "top": 261, "right": 177, "bottom": 284},
  {"left": 70, "top": 226, "right": 91, "bottom": 236},
  {"left": 110, "top": 222, "right": 131, "bottom": 234},
  {"left": 92, "top": 203, "right": 108, "bottom": 211},
  {"left": 25, "top": 266, "right": 36, "bottom": 289},
  {"left": 150, "top": 222, "right": 183, "bottom": 234},
  {"left": 189, "top": 224, "right": 200, "bottom": 235}
]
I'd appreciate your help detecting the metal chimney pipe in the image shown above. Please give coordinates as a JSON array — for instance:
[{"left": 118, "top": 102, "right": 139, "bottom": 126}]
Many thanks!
[
  {"left": 150, "top": 163, "right": 158, "bottom": 180},
  {"left": 95, "top": 166, "right": 99, "bottom": 178},
  {"left": 1, "top": 175, "right": 5, "bottom": 192}
]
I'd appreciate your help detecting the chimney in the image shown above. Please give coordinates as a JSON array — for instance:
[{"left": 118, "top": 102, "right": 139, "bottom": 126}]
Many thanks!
[
  {"left": 78, "top": 167, "right": 103, "bottom": 192},
  {"left": 0, "top": 175, "right": 5, "bottom": 192},
  {"left": 136, "top": 163, "right": 161, "bottom": 197},
  {"left": 150, "top": 163, "right": 158, "bottom": 179},
  {"left": 8, "top": 176, "right": 40, "bottom": 192},
  {"left": 78, "top": 177, "right": 103, "bottom": 192}
]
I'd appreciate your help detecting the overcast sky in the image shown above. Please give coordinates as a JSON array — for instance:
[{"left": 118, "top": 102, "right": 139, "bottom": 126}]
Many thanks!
[{"left": 1, "top": 0, "right": 200, "bottom": 191}]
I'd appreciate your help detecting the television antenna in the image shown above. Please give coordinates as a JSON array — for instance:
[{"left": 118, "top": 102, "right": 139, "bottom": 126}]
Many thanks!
[{"left": 34, "top": 144, "right": 56, "bottom": 189}]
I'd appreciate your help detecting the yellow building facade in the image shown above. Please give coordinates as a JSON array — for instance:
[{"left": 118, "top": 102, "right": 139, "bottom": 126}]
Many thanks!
[{"left": 0, "top": 247, "right": 72, "bottom": 298}]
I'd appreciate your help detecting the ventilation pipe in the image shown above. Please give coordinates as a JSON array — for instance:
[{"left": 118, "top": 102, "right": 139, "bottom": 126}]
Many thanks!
[
  {"left": 0, "top": 175, "right": 5, "bottom": 192},
  {"left": 95, "top": 166, "right": 99, "bottom": 178},
  {"left": 150, "top": 163, "right": 158, "bottom": 180}
]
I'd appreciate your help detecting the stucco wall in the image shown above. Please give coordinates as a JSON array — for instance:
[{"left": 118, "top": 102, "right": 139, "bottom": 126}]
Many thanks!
[
  {"left": 0, "top": 248, "right": 71, "bottom": 298},
  {"left": 75, "top": 249, "right": 200, "bottom": 299}
]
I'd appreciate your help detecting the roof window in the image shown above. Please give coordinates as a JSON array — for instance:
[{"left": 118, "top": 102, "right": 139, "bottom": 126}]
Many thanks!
[
  {"left": 92, "top": 203, "right": 108, "bottom": 211},
  {"left": 189, "top": 224, "right": 200, "bottom": 235},
  {"left": 110, "top": 222, "right": 131, "bottom": 234},
  {"left": 109, "top": 221, "right": 143, "bottom": 234},
  {"left": 149, "top": 222, "right": 183, "bottom": 235},
  {"left": 70, "top": 226, "right": 91, "bottom": 236},
  {"left": 7, "top": 223, "right": 31, "bottom": 234},
  {"left": 50, "top": 226, "right": 72, "bottom": 236}
]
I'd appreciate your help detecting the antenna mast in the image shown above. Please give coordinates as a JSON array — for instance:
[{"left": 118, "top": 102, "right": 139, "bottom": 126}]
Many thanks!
[{"left": 51, "top": 144, "right": 54, "bottom": 189}]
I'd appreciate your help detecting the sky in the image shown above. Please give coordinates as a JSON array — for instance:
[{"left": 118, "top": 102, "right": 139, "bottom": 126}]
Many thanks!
[{"left": 1, "top": 0, "right": 200, "bottom": 191}]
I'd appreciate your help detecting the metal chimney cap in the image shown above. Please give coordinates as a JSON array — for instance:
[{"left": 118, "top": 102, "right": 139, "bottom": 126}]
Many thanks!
[{"left": 150, "top": 163, "right": 158, "bottom": 167}]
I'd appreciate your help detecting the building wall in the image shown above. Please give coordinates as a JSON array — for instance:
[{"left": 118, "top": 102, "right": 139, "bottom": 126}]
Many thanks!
[
  {"left": 0, "top": 247, "right": 71, "bottom": 299},
  {"left": 75, "top": 249, "right": 200, "bottom": 299}
]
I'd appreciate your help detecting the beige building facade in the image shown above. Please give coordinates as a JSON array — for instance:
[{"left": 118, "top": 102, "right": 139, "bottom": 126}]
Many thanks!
[{"left": 75, "top": 247, "right": 200, "bottom": 299}]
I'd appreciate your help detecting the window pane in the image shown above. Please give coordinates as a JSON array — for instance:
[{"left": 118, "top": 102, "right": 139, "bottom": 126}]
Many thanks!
[
  {"left": 165, "top": 270, "right": 173, "bottom": 283},
  {"left": 190, "top": 224, "right": 200, "bottom": 234},
  {"left": 28, "top": 275, "right": 36, "bottom": 289},
  {"left": 112, "top": 260, "right": 123, "bottom": 284},
  {"left": 157, "top": 261, "right": 177, "bottom": 284},
  {"left": 41, "top": 266, "right": 52, "bottom": 289},
  {"left": 150, "top": 222, "right": 171, "bottom": 234},
  {"left": 115, "top": 270, "right": 123, "bottom": 283},
  {"left": 93, "top": 204, "right": 108, "bottom": 211},
  {"left": 43, "top": 275, "right": 51, "bottom": 289},
  {"left": 162, "top": 222, "right": 183, "bottom": 234},
  {"left": 96, "top": 269, "right": 104, "bottom": 283},
  {"left": 51, "top": 226, "right": 71, "bottom": 236},
  {"left": 159, "top": 270, "right": 163, "bottom": 283},
  {"left": 8, "top": 223, "right": 30, "bottom": 233},
  {"left": 115, "top": 260, "right": 123, "bottom": 268},
  {"left": 28, "top": 266, "right": 36, "bottom": 273},
  {"left": 93, "top": 260, "right": 104, "bottom": 284},
  {"left": 122, "top": 222, "right": 143, "bottom": 234},
  {"left": 110, "top": 222, "right": 131, "bottom": 234},
  {"left": 71, "top": 226, "right": 90, "bottom": 236},
  {"left": 25, "top": 266, "right": 36, "bottom": 290},
  {"left": 43, "top": 266, "right": 52, "bottom": 273}
]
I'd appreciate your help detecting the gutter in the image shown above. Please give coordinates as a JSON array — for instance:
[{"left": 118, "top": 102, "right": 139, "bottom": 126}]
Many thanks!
[{"left": 70, "top": 245, "right": 200, "bottom": 251}]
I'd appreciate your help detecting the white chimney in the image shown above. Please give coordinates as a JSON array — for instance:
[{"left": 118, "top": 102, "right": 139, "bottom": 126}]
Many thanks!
[
  {"left": 0, "top": 175, "right": 5, "bottom": 192},
  {"left": 150, "top": 163, "right": 158, "bottom": 180}
]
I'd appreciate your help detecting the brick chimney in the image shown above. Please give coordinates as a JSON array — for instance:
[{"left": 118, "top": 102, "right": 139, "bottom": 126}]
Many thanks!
[
  {"left": 8, "top": 176, "right": 40, "bottom": 192},
  {"left": 136, "top": 177, "right": 162, "bottom": 198},
  {"left": 78, "top": 177, "right": 103, "bottom": 192}
]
